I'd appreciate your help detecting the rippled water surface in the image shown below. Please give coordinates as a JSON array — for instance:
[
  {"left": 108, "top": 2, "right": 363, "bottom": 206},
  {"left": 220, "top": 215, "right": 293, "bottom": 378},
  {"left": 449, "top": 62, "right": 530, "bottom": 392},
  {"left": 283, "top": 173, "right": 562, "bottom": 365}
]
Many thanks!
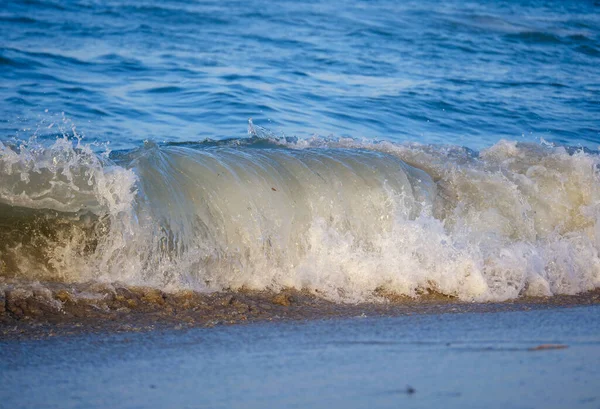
[{"left": 2, "top": 0, "right": 599, "bottom": 150}]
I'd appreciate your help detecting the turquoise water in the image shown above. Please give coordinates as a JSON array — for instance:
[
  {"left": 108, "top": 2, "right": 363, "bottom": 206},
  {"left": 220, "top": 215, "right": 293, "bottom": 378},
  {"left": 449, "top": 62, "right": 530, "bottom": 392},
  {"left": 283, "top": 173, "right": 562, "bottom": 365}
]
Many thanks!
[{"left": 1, "top": 0, "right": 599, "bottom": 150}]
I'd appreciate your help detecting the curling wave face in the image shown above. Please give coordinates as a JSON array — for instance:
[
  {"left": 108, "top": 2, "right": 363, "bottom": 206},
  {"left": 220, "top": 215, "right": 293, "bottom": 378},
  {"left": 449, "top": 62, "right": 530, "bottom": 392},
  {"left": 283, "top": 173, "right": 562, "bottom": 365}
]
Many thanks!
[{"left": 1, "top": 127, "right": 599, "bottom": 302}]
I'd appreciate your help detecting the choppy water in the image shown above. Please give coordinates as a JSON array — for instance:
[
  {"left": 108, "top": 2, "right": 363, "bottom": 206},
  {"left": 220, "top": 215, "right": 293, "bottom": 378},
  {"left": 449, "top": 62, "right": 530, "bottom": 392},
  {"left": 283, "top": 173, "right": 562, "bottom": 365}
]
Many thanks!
[
  {"left": 3, "top": 0, "right": 600, "bottom": 149},
  {"left": 1, "top": 0, "right": 600, "bottom": 301}
]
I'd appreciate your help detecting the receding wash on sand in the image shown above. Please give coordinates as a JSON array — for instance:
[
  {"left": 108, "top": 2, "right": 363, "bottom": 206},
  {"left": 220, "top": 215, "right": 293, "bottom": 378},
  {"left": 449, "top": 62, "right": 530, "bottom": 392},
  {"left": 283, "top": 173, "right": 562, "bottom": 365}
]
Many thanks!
[{"left": 1, "top": 280, "right": 599, "bottom": 339}]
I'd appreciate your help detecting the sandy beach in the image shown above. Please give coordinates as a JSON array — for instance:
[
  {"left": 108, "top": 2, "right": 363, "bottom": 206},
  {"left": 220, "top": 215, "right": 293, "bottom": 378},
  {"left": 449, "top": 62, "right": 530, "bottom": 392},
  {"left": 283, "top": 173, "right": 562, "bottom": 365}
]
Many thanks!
[{"left": 1, "top": 300, "right": 599, "bottom": 409}]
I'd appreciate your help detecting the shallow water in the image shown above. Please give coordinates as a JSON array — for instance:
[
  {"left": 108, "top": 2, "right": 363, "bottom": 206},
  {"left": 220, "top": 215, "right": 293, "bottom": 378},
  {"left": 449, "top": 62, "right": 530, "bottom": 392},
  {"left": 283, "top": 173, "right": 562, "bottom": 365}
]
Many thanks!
[
  {"left": 1, "top": 306, "right": 599, "bottom": 409},
  {"left": 1, "top": 0, "right": 600, "bottom": 301}
]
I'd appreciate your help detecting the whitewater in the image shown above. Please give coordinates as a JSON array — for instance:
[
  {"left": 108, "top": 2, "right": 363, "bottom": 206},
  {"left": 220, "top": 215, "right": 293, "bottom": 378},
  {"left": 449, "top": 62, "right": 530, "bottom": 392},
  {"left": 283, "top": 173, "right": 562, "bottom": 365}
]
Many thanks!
[{"left": 0, "top": 119, "right": 598, "bottom": 303}]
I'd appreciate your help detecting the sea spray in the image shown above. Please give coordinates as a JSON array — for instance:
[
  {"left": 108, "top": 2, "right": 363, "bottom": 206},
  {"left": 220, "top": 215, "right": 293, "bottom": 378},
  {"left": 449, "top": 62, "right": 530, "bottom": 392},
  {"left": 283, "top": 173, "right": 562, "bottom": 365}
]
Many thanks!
[{"left": 0, "top": 134, "right": 138, "bottom": 282}]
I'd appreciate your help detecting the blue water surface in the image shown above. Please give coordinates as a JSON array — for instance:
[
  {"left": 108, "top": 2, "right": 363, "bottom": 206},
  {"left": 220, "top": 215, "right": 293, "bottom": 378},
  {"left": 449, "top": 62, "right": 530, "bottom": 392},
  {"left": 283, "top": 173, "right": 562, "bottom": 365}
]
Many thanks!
[{"left": 1, "top": 0, "right": 599, "bottom": 151}]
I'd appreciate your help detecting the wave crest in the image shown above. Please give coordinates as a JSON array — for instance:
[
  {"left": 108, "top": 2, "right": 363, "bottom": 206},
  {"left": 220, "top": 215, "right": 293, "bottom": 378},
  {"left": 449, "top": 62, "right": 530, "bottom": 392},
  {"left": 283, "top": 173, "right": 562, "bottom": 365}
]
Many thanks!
[{"left": 1, "top": 131, "right": 599, "bottom": 302}]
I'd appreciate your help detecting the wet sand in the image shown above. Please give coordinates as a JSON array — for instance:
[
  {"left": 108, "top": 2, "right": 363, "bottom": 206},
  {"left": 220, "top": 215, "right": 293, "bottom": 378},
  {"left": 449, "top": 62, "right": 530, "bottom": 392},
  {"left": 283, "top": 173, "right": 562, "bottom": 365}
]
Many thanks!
[
  {"left": 1, "top": 304, "right": 599, "bottom": 409},
  {"left": 1, "top": 280, "right": 599, "bottom": 340}
]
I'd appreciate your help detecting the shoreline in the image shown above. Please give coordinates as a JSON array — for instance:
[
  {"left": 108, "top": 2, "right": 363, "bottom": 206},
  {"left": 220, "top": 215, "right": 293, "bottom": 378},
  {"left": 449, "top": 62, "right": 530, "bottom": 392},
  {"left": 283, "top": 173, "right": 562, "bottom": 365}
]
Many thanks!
[{"left": 1, "top": 281, "right": 599, "bottom": 340}]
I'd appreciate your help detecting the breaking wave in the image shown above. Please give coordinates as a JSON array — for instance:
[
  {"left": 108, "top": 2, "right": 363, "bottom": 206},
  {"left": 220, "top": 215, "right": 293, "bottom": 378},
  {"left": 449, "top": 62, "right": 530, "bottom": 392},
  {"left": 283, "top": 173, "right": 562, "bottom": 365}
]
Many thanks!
[{"left": 1, "top": 122, "right": 599, "bottom": 302}]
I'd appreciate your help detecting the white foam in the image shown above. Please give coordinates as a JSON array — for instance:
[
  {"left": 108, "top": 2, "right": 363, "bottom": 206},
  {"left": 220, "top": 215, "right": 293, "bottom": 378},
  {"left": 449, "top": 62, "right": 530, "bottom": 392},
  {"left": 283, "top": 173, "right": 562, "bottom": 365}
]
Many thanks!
[
  {"left": 1, "top": 130, "right": 599, "bottom": 302},
  {"left": 0, "top": 135, "right": 136, "bottom": 214}
]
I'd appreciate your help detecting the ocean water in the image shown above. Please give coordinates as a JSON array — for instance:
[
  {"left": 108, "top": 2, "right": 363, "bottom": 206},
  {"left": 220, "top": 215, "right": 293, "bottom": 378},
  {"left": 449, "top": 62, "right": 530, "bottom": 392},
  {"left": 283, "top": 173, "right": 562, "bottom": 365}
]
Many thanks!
[{"left": 1, "top": 0, "right": 600, "bottom": 301}]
